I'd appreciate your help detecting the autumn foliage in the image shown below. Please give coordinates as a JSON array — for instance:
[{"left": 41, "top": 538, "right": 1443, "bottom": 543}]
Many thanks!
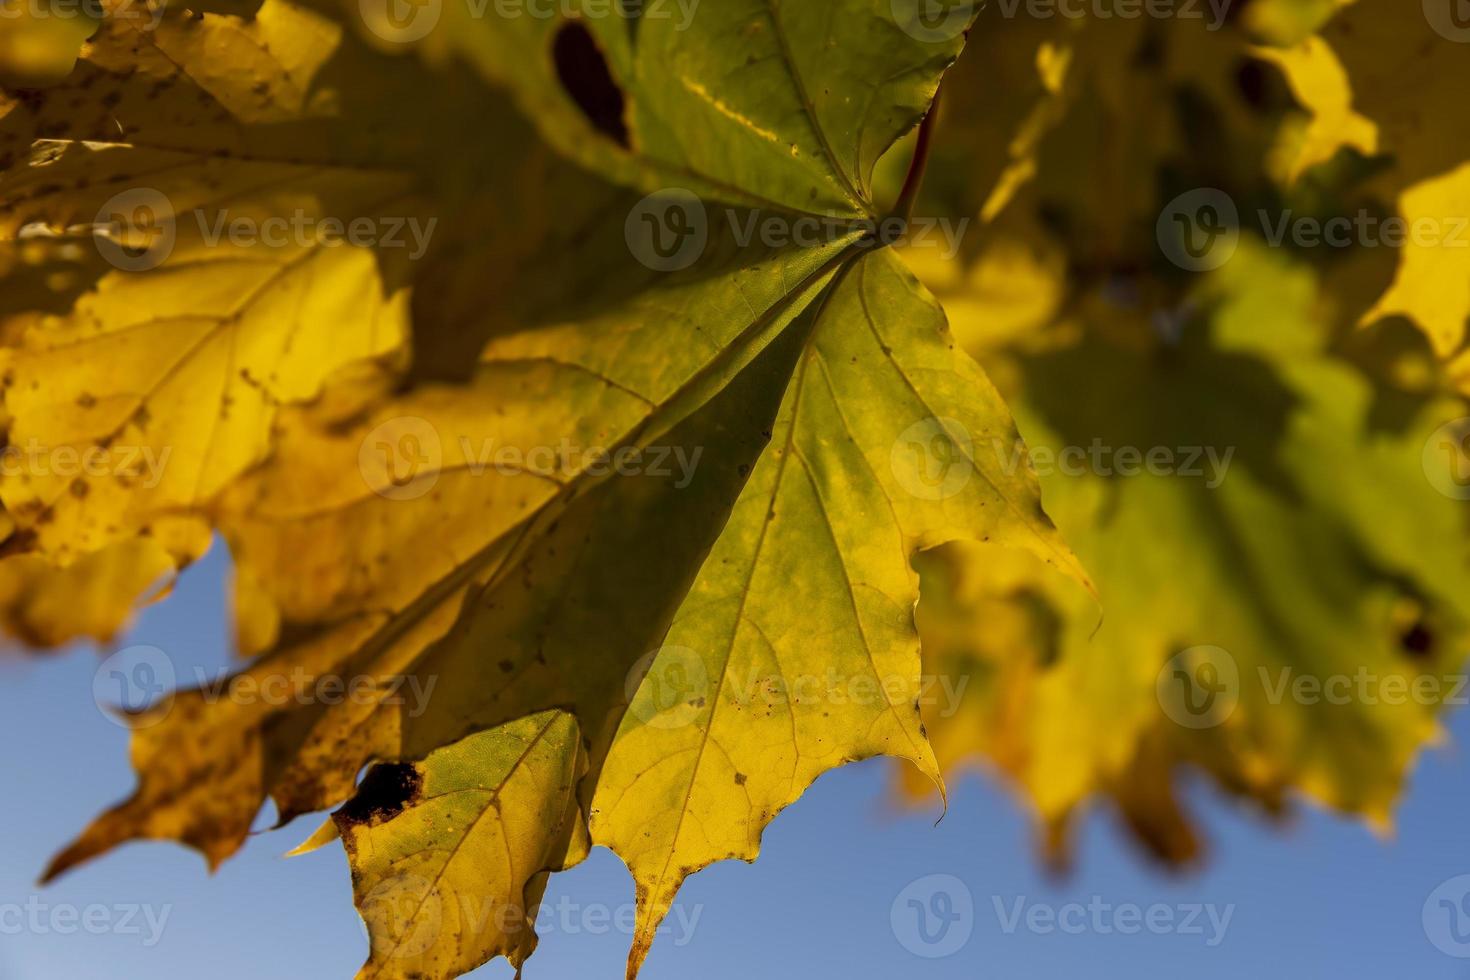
[{"left": 3, "top": 0, "right": 1470, "bottom": 976}]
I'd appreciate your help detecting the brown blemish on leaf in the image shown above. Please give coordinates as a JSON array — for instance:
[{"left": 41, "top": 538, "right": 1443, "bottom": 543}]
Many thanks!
[
  {"left": 335, "top": 763, "right": 423, "bottom": 828},
  {"left": 1400, "top": 621, "right": 1435, "bottom": 659},
  {"left": 552, "top": 21, "right": 630, "bottom": 148}
]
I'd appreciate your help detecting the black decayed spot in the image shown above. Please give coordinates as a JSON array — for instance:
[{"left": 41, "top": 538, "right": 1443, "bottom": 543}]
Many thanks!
[
  {"left": 336, "top": 763, "right": 423, "bottom": 826},
  {"left": 1400, "top": 621, "right": 1435, "bottom": 659},
  {"left": 1234, "top": 59, "right": 1272, "bottom": 112},
  {"left": 553, "top": 21, "right": 630, "bottom": 147}
]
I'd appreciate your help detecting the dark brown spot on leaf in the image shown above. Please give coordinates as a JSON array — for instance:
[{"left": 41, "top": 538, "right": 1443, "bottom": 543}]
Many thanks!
[
  {"left": 335, "top": 763, "right": 422, "bottom": 827},
  {"left": 552, "top": 21, "right": 630, "bottom": 147},
  {"left": 1400, "top": 621, "right": 1435, "bottom": 659}
]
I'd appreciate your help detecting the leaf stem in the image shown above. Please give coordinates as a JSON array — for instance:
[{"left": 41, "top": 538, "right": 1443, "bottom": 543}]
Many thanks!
[{"left": 892, "top": 90, "right": 941, "bottom": 225}]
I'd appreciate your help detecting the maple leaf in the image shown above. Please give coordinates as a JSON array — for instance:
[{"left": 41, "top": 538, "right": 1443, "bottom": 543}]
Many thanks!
[
  {"left": 0, "top": 0, "right": 99, "bottom": 88},
  {"left": 873, "top": 0, "right": 1470, "bottom": 868},
  {"left": 0, "top": 535, "right": 176, "bottom": 647},
  {"left": 331, "top": 712, "right": 590, "bottom": 977},
  {"left": 0, "top": 1, "right": 454, "bottom": 643},
  {"left": 907, "top": 5, "right": 1310, "bottom": 287},
  {"left": 906, "top": 240, "right": 1470, "bottom": 864},
  {"left": 13, "top": 0, "right": 1467, "bottom": 975},
  {"left": 1252, "top": 37, "right": 1378, "bottom": 184},
  {"left": 0, "top": 5, "right": 425, "bottom": 566},
  {"left": 6, "top": 3, "right": 1087, "bottom": 977},
  {"left": 1259, "top": 1, "right": 1470, "bottom": 357}
]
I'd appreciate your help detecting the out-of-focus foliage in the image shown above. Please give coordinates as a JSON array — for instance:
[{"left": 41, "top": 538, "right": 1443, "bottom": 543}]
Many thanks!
[
  {"left": 0, "top": 0, "right": 99, "bottom": 88},
  {"left": 892, "top": 0, "right": 1470, "bottom": 866}
]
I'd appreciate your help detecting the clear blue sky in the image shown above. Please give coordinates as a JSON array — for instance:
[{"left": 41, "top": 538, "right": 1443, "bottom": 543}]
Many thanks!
[{"left": 4, "top": 543, "right": 1470, "bottom": 978}]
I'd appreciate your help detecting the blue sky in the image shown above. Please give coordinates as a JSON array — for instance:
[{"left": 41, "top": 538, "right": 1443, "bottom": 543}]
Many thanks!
[{"left": 4, "top": 544, "right": 1470, "bottom": 979}]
